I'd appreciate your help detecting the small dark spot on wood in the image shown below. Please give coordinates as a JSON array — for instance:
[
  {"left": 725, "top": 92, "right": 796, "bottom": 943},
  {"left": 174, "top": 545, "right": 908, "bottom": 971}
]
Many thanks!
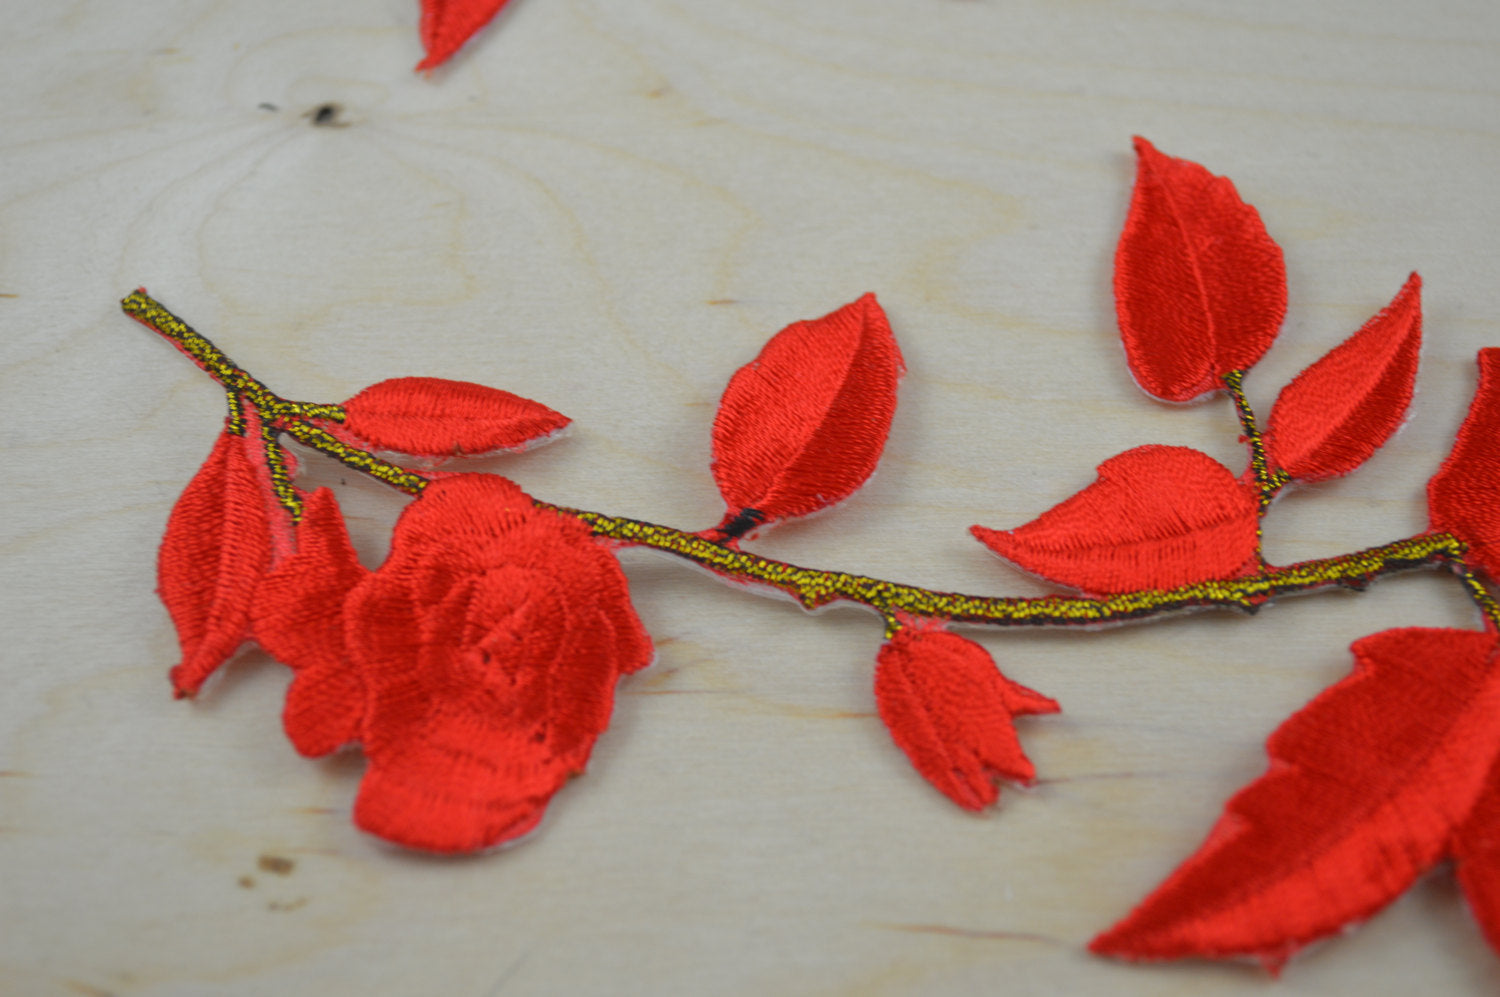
[
  {"left": 258, "top": 102, "right": 278, "bottom": 112},
  {"left": 307, "top": 103, "right": 344, "bottom": 127},
  {"left": 237, "top": 875, "right": 256, "bottom": 889},
  {"left": 258, "top": 853, "right": 295, "bottom": 875},
  {"left": 268, "top": 897, "right": 309, "bottom": 912}
]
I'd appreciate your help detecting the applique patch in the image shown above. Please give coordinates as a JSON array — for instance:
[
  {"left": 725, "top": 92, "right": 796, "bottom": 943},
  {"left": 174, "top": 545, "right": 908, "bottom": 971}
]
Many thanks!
[
  {"left": 416, "top": 0, "right": 517, "bottom": 72},
  {"left": 124, "top": 139, "right": 1500, "bottom": 975}
]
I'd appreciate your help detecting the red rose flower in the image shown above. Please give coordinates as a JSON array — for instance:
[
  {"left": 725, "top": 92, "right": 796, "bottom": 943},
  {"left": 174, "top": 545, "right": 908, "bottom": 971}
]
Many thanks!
[{"left": 342, "top": 474, "right": 652, "bottom": 852}]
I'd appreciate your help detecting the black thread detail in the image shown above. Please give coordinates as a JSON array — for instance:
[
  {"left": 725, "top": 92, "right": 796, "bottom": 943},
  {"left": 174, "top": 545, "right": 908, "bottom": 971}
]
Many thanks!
[{"left": 719, "top": 508, "right": 766, "bottom": 540}]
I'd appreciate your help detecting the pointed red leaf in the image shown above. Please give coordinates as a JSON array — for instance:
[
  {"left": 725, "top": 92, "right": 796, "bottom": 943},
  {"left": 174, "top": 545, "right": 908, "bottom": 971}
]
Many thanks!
[
  {"left": 972, "top": 446, "right": 1260, "bottom": 595},
  {"left": 253, "top": 488, "right": 370, "bottom": 757},
  {"left": 1265, "top": 274, "right": 1422, "bottom": 482},
  {"left": 339, "top": 377, "right": 569, "bottom": 459},
  {"left": 875, "top": 626, "right": 1058, "bottom": 810},
  {"left": 1115, "top": 137, "right": 1287, "bottom": 402},
  {"left": 416, "top": 0, "right": 516, "bottom": 72},
  {"left": 1454, "top": 760, "right": 1500, "bottom": 955},
  {"left": 709, "top": 294, "right": 904, "bottom": 536},
  {"left": 1429, "top": 349, "right": 1500, "bottom": 578},
  {"left": 1091, "top": 628, "right": 1500, "bottom": 967},
  {"left": 158, "top": 432, "right": 274, "bottom": 697}
]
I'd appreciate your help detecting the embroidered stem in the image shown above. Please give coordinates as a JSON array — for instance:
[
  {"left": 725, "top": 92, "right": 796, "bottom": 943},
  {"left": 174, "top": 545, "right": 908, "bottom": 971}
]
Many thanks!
[
  {"left": 124, "top": 291, "right": 1485, "bottom": 630},
  {"left": 122, "top": 291, "right": 347, "bottom": 424},
  {"left": 1223, "top": 370, "right": 1286, "bottom": 509},
  {"left": 556, "top": 508, "right": 1466, "bottom": 625},
  {"left": 1454, "top": 565, "right": 1500, "bottom": 630}
]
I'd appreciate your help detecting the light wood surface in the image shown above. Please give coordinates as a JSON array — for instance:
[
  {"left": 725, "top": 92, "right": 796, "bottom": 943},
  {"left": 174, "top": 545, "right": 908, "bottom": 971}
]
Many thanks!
[{"left": 5, "top": 2, "right": 1500, "bottom": 993}]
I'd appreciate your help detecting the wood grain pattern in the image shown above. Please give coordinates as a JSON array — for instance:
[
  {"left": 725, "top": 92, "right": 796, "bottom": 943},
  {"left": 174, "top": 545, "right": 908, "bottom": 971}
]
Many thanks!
[{"left": 3, "top": 1, "right": 1500, "bottom": 993}]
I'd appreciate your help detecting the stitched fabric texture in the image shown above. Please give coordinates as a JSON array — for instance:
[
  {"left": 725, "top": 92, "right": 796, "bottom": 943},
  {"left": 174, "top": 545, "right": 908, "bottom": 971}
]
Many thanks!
[
  {"left": 346, "top": 474, "right": 652, "bottom": 852},
  {"left": 1264, "top": 274, "right": 1422, "bottom": 483},
  {"left": 254, "top": 487, "right": 370, "bottom": 757},
  {"left": 336, "top": 376, "right": 570, "bottom": 460},
  {"left": 1115, "top": 137, "right": 1287, "bottom": 402},
  {"left": 1092, "top": 628, "right": 1500, "bottom": 970},
  {"left": 159, "top": 430, "right": 274, "bottom": 698},
  {"left": 417, "top": 0, "right": 516, "bottom": 71},
  {"left": 708, "top": 293, "right": 904, "bottom": 540},
  {"left": 875, "top": 624, "right": 1058, "bottom": 810},
  {"left": 1429, "top": 349, "right": 1500, "bottom": 579},
  {"left": 971, "top": 445, "right": 1261, "bottom": 595}
]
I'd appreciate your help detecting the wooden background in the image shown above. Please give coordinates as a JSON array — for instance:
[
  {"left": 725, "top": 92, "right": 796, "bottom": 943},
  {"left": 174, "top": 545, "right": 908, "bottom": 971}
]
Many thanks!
[{"left": 4, "top": 2, "right": 1500, "bottom": 993}]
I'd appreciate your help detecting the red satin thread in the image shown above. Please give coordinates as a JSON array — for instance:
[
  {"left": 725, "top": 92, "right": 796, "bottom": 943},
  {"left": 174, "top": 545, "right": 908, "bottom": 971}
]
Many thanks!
[
  {"left": 1091, "top": 628, "right": 1500, "bottom": 969},
  {"left": 1454, "top": 759, "right": 1500, "bottom": 953},
  {"left": 158, "top": 431, "right": 273, "bottom": 698},
  {"left": 347, "top": 474, "right": 653, "bottom": 853},
  {"left": 1429, "top": 349, "right": 1500, "bottom": 579},
  {"left": 1265, "top": 274, "right": 1422, "bottom": 482},
  {"left": 338, "top": 376, "right": 569, "bottom": 459},
  {"left": 972, "top": 445, "right": 1261, "bottom": 595},
  {"left": 253, "top": 488, "right": 370, "bottom": 757},
  {"left": 1115, "top": 138, "right": 1287, "bottom": 402},
  {"left": 875, "top": 625, "right": 1057, "bottom": 811},
  {"left": 709, "top": 293, "right": 903, "bottom": 536},
  {"left": 417, "top": 0, "right": 516, "bottom": 71}
]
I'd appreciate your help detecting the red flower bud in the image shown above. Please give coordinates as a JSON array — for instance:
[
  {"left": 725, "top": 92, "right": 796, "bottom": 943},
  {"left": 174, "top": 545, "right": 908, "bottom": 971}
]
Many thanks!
[{"left": 875, "top": 626, "right": 1057, "bottom": 811}]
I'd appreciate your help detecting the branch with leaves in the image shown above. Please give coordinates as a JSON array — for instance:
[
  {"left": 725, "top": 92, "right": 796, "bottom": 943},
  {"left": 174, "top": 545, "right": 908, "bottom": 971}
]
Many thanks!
[{"left": 125, "top": 138, "right": 1500, "bottom": 973}]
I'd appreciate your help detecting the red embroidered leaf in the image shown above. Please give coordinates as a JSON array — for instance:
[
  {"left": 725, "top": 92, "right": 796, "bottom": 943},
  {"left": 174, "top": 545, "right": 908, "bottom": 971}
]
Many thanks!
[
  {"left": 1454, "top": 759, "right": 1500, "bottom": 955},
  {"left": 709, "top": 294, "right": 904, "bottom": 536},
  {"left": 158, "top": 432, "right": 273, "bottom": 698},
  {"left": 972, "top": 446, "right": 1260, "bottom": 595},
  {"left": 1265, "top": 274, "right": 1422, "bottom": 482},
  {"left": 416, "top": 0, "right": 516, "bottom": 72},
  {"left": 252, "top": 488, "right": 370, "bottom": 757},
  {"left": 1115, "top": 137, "right": 1287, "bottom": 402},
  {"left": 876, "top": 626, "right": 1057, "bottom": 810},
  {"left": 347, "top": 474, "right": 653, "bottom": 853},
  {"left": 1429, "top": 349, "right": 1500, "bottom": 578},
  {"left": 1091, "top": 628, "right": 1500, "bottom": 968},
  {"left": 339, "top": 377, "right": 569, "bottom": 459}
]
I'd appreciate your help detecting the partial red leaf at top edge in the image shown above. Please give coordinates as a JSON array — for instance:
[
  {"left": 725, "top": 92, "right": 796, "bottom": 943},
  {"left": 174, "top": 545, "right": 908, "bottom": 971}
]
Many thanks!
[
  {"left": 252, "top": 487, "right": 370, "bottom": 758},
  {"left": 1453, "top": 756, "right": 1500, "bottom": 956},
  {"left": 339, "top": 377, "right": 569, "bottom": 459},
  {"left": 1091, "top": 628, "right": 1500, "bottom": 969},
  {"left": 1265, "top": 274, "right": 1422, "bottom": 482},
  {"left": 971, "top": 445, "right": 1260, "bottom": 595},
  {"left": 875, "top": 625, "right": 1058, "bottom": 811},
  {"left": 709, "top": 294, "right": 904, "bottom": 535},
  {"left": 1429, "top": 349, "right": 1500, "bottom": 579},
  {"left": 158, "top": 432, "right": 274, "bottom": 698},
  {"left": 416, "top": 0, "right": 516, "bottom": 72},
  {"left": 1115, "top": 138, "right": 1287, "bottom": 402}
]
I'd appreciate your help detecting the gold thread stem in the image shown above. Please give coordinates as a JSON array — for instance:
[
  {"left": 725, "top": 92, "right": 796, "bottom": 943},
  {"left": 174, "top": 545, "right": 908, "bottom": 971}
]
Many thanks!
[
  {"left": 547, "top": 506, "right": 1467, "bottom": 626},
  {"left": 122, "top": 291, "right": 347, "bottom": 423},
  {"left": 126, "top": 291, "right": 1484, "bottom": 631},
  {"left": 257, "top": 418, "right": 304, "bottom": 518},
  {"left": 277, "top": 419, "right": 430, "bottom": 496},
  {"left": 1454, "top": 566, "right": 1500, "bottom": 630},
  {"left": 1222, "top": 370, "right": 1286, "bottom": 510}
]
